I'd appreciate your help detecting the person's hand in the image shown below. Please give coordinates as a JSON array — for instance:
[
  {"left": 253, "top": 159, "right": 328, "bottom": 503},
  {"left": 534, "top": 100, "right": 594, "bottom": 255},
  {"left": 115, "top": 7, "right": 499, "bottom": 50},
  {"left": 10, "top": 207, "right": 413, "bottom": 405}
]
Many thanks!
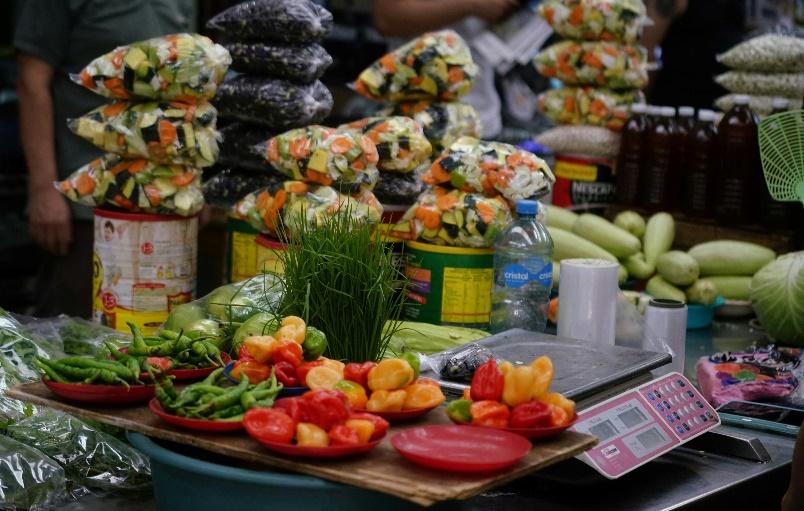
[
  {"left": 468, "top": 0, "right": 519, "bottom": 24},
  {"left": 29, "top": 186, "right": 72, "bottom": 256}
]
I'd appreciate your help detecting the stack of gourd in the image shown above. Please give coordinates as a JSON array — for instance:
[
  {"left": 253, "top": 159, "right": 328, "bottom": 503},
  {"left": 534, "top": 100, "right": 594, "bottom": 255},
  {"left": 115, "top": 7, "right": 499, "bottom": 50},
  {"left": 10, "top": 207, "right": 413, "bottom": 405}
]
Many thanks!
[
  {"left": 534, "top": 0, "right": 648, "bottom": 132},
  {"left": 56, "top": 34, "right": 230, "bottom": 216}
]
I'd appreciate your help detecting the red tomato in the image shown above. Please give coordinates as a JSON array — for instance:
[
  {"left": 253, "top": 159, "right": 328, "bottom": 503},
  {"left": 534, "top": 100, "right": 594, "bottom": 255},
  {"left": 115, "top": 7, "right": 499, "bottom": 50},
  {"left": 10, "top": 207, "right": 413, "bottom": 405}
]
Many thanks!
[
  {"left": 302, "top": 389, "right": 351, "bottom": 431},
  {"left": 274, "top": 361, "right": 301, "bottom": 387},
  {"left": 343, "top": 362, "right": 376, "bottom": 390},
  {"left": 296, "top": 360, "right": 324, "bottom": 384},
  {"left": 231, "top": 361, "right": 271, "bottom": 383},
  {"left": 274, "top": 397, "right": 310, "bottom": 423},
  {"left": 243, "top": 408, "right": 295, "bottom": 444},
  {"left": 348, "top": 412, "right": 389, "bottom": 441},
  {"left": 273, "top": 340, "right": 303, "bottom": 367},
  {"left": 328, "top": 424, "right": 360, "bottom": 446}
]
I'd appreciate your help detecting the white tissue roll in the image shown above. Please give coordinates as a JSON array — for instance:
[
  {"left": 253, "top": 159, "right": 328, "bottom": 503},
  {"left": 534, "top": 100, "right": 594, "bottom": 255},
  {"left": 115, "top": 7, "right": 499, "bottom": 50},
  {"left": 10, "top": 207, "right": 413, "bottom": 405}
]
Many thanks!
[{"left": 557, "top": 258, "right": 620, "bottom": 347}]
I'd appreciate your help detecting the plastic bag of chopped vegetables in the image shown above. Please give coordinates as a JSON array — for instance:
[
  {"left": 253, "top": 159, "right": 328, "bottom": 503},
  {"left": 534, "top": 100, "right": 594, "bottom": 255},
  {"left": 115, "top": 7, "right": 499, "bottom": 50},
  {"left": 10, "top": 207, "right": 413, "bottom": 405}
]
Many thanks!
[
  {"left": 354, "top": 30, "right": 477, "bottom": 102},
  {"left": 68, "top": 101, "right": 219, "bottom": 167},
  {"left": 257, "top": 126, "right": 380, "bottom": 192},
  {"left": 383, "top": 101, "right": 482, "bottom": 153},
  {"left": 538, "top": 0, "right": 647, "bottom": 44},
  {"left": 391, "top": 187, "right": 512, "bottom": 248},
  {"left": 0, "top": 436, "right": 67, "bottom": 510},
  {"left": 214, "top": 76, "right": 333, "bottom": 130},
  {"left": 218, "top": 122, "right": 277, "bottom": 173},
  {"left": 534, "top": 41, "right": 647, "bottom": 89},
  {"left": 206, "top": 0, "right": 333, "bottom": 44},
  {"left": 224, "top": 42, "right": 332, "bottom": 83},
  {"left": 232, "top": 181, "right": 383, "bottom": 235},
  {"left": 203, "top": 166, "right": 285, "bottom": 209},
  {"left": 421, "top": 137, "right": 555, "bottom": 204},
  {"left": 56, "top": 154, "right": 204, "bottom": 216},
  {"left": 339, "top": 116, "right": 432, "bottom": 173},
  {"left": 536, "top": 87, "right": 643, "bottom": 131},
  {"left": 72, "top": 33, "right": 230, "bottom": 102}
]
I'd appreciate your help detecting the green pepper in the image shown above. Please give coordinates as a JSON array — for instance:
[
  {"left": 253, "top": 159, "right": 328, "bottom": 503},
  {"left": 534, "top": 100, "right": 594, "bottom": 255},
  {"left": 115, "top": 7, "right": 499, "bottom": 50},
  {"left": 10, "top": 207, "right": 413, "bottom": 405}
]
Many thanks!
[
  {"left": 446, "top": 399, "right": 473, "bottom": 424},
  {"left": 128, "top": 322, "right": 150, "bottom": 356},
  {"left": 302, "top": 327, "right": 328, "bottom": 361},
  {"left": 401, "top": 352, "right": 421, "bottom": 381},
  {"left": 34, "top": 358, "right": 68, "bottom": 383}
]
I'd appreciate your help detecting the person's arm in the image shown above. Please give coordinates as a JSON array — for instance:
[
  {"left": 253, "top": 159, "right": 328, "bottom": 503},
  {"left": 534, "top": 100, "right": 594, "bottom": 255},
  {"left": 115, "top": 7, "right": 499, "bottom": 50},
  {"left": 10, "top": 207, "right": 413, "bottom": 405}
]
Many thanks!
[
  {"left": 17, "top": 53, "right": 72, "bottom": 256},
  {"left": 372, "top": 0, "right": 519, "bottom": 37},
  {"left": 782, "top": 420, "right": 804, "bottom": 511}
]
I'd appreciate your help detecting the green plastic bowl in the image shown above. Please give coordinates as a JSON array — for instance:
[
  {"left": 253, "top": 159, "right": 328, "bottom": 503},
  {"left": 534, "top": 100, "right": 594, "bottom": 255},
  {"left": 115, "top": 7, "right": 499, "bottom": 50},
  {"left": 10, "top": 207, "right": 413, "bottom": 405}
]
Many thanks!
[{"left": 128, "top": 432, "right": 425, "bottom": 511}]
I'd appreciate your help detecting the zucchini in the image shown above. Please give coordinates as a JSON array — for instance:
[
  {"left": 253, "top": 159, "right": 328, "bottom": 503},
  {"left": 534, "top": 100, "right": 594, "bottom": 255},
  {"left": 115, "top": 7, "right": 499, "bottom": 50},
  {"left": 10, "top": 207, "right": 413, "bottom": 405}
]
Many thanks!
[
  {"left": 705, "top": 276, "right": 752, "bottom": 300},
  {"left": 685, "top": 279, "right": 718, "bottom": 305},
  {"left": 646, "top": 275, "right": 686, "bottom": 303},
  {"left": 688, "top": 240, "right": 776, "bottom": 277},
  {"left": 623, "top": 252, "right": 654, "bottom": 280},
  {"left": 618, "top": 264, "right": 628, "bottom": 285},
  {"left": 544, "top": 204, "right": 579, "bottom": 231},
  {"left": 656, "top": 251, "right": 700, "bottom": 287},
  {"left": 547, "top": 226, "right": 617, "bottom": 262},
  {"left": 572, "top": 213, "right": 641, "bottom": 258},
  {"left": 643, "top": 212, "right": 674, "bottom": 268},
  {"left": 613, "top": 211, "right": 646, "bottom": 238},
  {"left": 552, "top": 261, "right": 560, "bottom": 288}
]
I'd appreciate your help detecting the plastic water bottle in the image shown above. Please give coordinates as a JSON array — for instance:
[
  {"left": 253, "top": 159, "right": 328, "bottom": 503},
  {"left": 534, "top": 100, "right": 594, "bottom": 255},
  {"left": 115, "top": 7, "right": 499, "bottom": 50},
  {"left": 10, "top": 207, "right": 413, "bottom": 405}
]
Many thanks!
[{"left": 490, "top": 200, "right": 554, "bottom": 333}]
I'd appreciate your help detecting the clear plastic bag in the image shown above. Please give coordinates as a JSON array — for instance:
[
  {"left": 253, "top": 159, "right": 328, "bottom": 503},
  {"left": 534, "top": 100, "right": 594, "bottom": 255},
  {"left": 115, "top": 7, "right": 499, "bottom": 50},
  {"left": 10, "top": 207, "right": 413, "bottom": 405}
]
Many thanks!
[
  {"left": 390, "top": 186, "right": 513, "bottom": 248},
  {"left": 256, "top": 126, "right": 380, "bottom": 191},
  {"left": 0, "top": 435, "right": 67, "bottom": 510},
  {"left": 206, "top": 0, "right": 333, "bottom": 44},
  {"left": 354, "top": 30, "right": 478, "bottom": 102},
  {"left": 537, "top": 86, "right": 643, "bottom": 131},
  {"left": 421, "top": 136, "right": 555, "bottom": 204},
  {"left": 56, "top": 154, "right": 204, "bottom": 217},
  {"left": 714, "top": 93, "right": 803, "bottom": 116},
  {"left": 72, "top": 33, "right": 230, "bottom": 102},
  {"left": 218, "top": 122, "right": 277, "bottom": 173},
  {"left": 6, "top": 410, "right": 151, "bottom": 493},
  {"left": 383, "top": 101, "right": 482, "bottom": 153},
  {"left": 214, "top": 76, "right": 333, "bottom": 129},
  {"left": 717, "top": 34, "right": 804, "bottom": 73},
  {"left": 203, "top": 166, "right": 285, "bottom": 209},
  {"left": 534, "top": 125, "right": 622, "bottom": 159},
  {"left": 69, "top": 100, "right": 219, "bottom": 168},
  {"left": 715, "top": 71, "right": 804, "bottom": 98},
  {"left": 225, "top": 42, "right": 332, "bottom": 83},
  {"left": 373, "top": 170, "right": 425, "bottom": 205},
  {"left": 538, "top": 0, "right": 647, "bottom": 44},
  {"left": 232, "top": 182, "right": 383, "bottom": 236},
  {"left": 339, "top": 116, "right": 433, "bottom": 174},
  {"left": 425, "top": 342, "right": 494, "bottom": 382},
  {"left": 534, "top": 40, "right": 647, "bottom": 89}
]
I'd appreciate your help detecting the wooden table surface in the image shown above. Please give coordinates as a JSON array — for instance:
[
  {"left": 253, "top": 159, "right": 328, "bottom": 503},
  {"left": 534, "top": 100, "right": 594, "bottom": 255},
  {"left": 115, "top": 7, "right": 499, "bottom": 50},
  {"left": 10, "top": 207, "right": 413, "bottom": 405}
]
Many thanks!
[{"left": 7, "top": 382, "right": 597, "bottom": 507}]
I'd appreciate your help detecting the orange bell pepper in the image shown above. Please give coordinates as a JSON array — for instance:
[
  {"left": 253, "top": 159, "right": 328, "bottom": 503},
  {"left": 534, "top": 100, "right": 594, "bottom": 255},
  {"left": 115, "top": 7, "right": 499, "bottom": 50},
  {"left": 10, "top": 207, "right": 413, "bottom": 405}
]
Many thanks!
[
  {"left": 296, "top": 422, "right": 329, "bottom": 447},
  {"left": 402, "top": 382, "right": 445, "bottom": 410},
  {"left": 243, "top": 336, "right": 279, "bottom": 363},
  {"left": 367, "top": 359, "right": 414, "bottom": 391},
  {"left": 470, "top": 400, "right": 510, "bottom": 428},
  {"left": 366, "top": 389, "right": 407, "bottom": 412},
  {"left": 334, "top": 380, "right": 368, "bottom": 410}
]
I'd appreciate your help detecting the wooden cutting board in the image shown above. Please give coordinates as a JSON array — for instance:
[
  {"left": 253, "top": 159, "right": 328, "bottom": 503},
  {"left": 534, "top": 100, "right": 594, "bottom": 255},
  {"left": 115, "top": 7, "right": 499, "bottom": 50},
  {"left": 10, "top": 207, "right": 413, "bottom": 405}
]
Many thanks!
[{"left": 6, "top": 382, "right": 596, "bottom": 507}]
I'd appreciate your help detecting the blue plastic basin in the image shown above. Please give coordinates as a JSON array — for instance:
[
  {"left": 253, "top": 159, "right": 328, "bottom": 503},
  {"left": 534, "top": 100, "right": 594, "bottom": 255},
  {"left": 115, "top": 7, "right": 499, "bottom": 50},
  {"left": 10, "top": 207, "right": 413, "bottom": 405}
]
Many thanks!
[
  {"left": 686, "top": 296, "right": 726, "bottom": 330},
  {"left": 128, "top": 432, "right": 427, "bottom": 511}
]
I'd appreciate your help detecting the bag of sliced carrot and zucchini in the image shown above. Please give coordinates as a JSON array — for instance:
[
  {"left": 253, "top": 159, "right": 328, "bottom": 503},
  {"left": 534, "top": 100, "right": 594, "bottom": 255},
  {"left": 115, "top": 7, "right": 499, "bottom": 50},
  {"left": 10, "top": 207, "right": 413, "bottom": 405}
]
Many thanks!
[
  {"left": 68, "top": 101, "right": 219, "bottom": 167},
  {"left": 56, "top": 154, "right": 204, "bottom": 216},
  {"left": 338, "top": 116, "right": 432, "bottom": 174},
  {"left": 536, "top": 87, "right": 643, "bottom": 131},
  {"left": 538, "top": 0, "right": 647, "bottom": 44},
  {"left": 72, "top": 33, "right": 230, "bottom": 101},
  {"left": 534, "top": 40, "right": 647, "bottom": 90}
]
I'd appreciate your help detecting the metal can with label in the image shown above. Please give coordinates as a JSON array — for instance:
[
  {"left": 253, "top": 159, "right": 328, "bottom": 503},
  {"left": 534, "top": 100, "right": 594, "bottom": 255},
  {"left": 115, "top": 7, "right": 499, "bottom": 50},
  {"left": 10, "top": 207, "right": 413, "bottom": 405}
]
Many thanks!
[{"left": 551, "top": 152, "right": 616, "bottom": 213}]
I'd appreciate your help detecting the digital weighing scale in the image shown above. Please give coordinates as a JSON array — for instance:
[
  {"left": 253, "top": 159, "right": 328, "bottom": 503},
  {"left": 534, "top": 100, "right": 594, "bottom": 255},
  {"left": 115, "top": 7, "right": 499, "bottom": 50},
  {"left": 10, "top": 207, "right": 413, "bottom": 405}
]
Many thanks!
[{"left": 570, "top": 372, "right": 721, "bottom": 479}]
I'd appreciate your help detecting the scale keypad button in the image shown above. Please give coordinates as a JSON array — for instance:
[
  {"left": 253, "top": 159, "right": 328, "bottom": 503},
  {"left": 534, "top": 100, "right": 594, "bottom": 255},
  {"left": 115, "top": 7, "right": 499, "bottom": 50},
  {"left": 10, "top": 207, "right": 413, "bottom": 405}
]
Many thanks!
[
  {"left": 666, "top": 414, "right": 674, "bottom": 423},
  {"left": 696, "top": 401, "right": 704, "bottom": 409}
]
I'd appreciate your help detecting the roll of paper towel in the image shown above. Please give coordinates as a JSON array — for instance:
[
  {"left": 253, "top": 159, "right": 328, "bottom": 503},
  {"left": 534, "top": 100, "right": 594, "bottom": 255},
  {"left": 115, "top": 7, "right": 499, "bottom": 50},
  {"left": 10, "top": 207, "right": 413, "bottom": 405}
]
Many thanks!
[{"left": 557, "top": 258, "right": 619, "bottom": 346}]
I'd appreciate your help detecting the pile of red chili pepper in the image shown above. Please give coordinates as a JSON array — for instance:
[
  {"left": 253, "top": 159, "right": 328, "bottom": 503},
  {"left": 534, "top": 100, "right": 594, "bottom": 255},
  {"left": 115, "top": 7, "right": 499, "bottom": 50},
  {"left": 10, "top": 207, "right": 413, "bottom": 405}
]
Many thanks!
[
  {"left": 446, "top": 356, "right": 576, "bottom": 429},
  {"left": 243, "top": 389, "right": 390, "bottom": 447}
]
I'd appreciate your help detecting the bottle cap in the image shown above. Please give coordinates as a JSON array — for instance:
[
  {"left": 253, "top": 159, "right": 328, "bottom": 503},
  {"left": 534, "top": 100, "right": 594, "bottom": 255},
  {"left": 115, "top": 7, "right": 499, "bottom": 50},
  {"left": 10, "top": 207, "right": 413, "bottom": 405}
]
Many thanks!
[
  {"left": 648, "top": 298, "right": 685, "bottom": 309},
  {"left": 631, "top": 103, "right": 647, "bottom": 114},
  {"left": 515, "top": 199, "right": 538, "bottom": 216},
  {"left": 698, "top": 109, "right": 716, "bottom": 122},
  {"left": 678, "top": 106, "right": 694, "bottom": 117},
  {"left": 733, "top": 94, "right": 750, "bottom": 105},
  {"left": 661, "top": 107, "right": 676, "bottom": 117},
  {"left": 771, "top": 97, "right": 790, "bottom": 110}
]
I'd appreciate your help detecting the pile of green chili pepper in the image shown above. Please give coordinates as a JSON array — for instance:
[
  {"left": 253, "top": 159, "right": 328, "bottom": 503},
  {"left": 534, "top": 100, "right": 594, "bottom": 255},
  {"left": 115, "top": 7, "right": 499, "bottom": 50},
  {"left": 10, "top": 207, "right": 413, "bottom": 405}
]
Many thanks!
[
  {"left": 154, "top": 367, "right": 282, "bottom": 422},
  {"left": 126, "top": 322, "right": 225, "bottom": 369},
  {"left": 35, "top": 347, "right": 152, "bottom": 389}
]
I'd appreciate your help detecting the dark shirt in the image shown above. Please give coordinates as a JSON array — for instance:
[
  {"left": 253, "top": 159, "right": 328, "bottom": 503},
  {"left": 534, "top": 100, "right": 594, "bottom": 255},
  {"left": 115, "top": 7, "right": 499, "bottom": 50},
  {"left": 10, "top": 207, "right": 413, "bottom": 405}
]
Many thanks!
[
  {"left": 650, "top": 0, "right": 745, "bottom": 109},
  {"left": 14, "top": 0, "right": 194, "bottom": 218}
]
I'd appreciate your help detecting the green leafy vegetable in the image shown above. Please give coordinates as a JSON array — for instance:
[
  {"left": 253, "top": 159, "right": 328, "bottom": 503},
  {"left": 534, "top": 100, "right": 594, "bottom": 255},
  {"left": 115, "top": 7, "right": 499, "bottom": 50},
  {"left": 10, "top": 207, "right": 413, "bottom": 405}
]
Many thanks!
[{"left": 750, "top": 251, "right": 804, "bottom": 346}]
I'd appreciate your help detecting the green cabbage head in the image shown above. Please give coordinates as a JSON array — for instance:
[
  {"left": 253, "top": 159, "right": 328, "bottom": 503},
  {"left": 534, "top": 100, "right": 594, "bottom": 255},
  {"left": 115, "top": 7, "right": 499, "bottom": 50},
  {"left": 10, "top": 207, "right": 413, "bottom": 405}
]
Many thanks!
[{"left": 750, "top": 251, "right": 804, "bottom": 346}]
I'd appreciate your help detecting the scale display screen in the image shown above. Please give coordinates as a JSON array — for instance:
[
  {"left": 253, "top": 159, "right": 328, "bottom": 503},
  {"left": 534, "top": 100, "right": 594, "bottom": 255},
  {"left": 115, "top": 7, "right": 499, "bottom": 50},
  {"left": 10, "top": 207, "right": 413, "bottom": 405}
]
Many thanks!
[{"left": 571, "top": 372, "right": 720, "bottom": 479}]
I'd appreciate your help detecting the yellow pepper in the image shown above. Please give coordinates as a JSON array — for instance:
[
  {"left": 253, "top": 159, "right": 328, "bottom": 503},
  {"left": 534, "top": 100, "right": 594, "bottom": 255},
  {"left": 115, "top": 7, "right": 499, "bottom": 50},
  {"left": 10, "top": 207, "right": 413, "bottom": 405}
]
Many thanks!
[
  {"left": 530, "top": 355, "right": 554, "bottom": 400},
  {"left": 542, "top": 391, "right": 576, "bottom": 417},
  {"left": 366, "top": 389, "right": 407, "bottom": 412},
  {"left": 345, "top": 419, "right": 375, "bottom": 444},
  {"left": 275, "top": 316, "right": 306, "bottom": 344},
  {"left": 296, "top": 422, "right": 329, "bottom": 447},
  {"left": 320, "top": 357, "right": 345, "bottom": 377},
  {"left": 502, "top": 364, "right": 538, "bottom": 407},
  {"left": 402, "top": 382, "right": 445, "bottom": 410},
  {"left": 334, "top": 380, "right": 369, "bottom": 409},
  {"left": 243, "top": 336, "right": 279, "bottom": 363},
  {"left": 305, "top": 366, "right": 342, "bottom": 390},
  {"left": 367, "top": 359, "right": 414, "bottom": 391}
]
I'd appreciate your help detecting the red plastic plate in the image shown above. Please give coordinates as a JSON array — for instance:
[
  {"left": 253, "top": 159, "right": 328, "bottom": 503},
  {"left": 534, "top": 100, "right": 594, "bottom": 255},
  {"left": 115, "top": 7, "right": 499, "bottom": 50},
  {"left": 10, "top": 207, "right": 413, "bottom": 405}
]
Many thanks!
[
  {"left": 170, "top": 353, "right": 231, "bottom": 381},
  {"left": 43, "top": 378, "right": 155, "bottom": 405},
  {"left": 370, "top": 406, "right": 438, "bottom": 422},
  {"left": 247, "top": 429, "right": 386, "bottom": 459},
  {"left": 448, "top": 413, "right": 577, "bottom": 439},
  {"left": 149, "top": 399, "right": 244, "bottom": 432},
  {"left": 391, "top": 425, "right": 532, "bottom": 473}
]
